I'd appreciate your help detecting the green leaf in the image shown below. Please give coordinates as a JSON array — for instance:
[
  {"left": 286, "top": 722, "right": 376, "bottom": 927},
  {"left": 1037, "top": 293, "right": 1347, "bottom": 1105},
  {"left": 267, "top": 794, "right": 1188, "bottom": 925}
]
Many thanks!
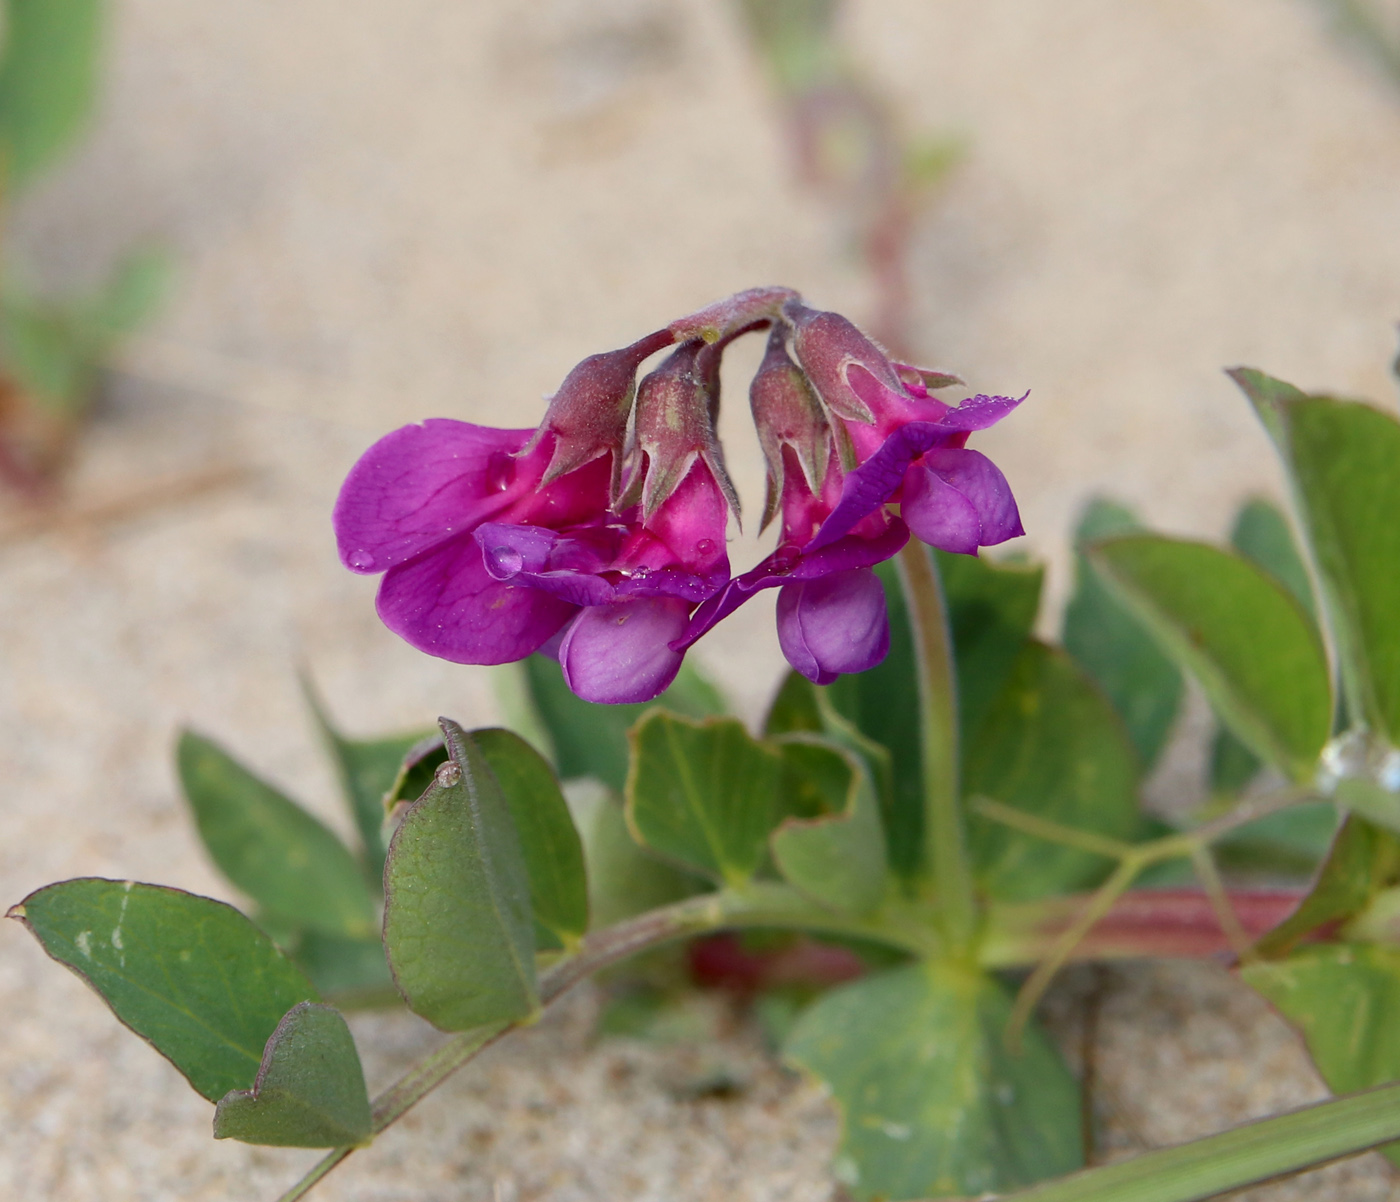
[
  {"left": 382, "top": 719, "right": 537, "bottom": 1031},
  {"left": 1212, "top": 802, "right": 1337, "bottom": 878},
  {"left": 10, "top": 878, "right": 316, "bottom": 1101},
  {"left": 213, "top": 1002, "right": 371, "bottom": 1147},
  {"left": 935, "top": 548, "right": 1044, "bottom": 746},
  {"left": 176, "top": 731, "right": 378, "bottom": 939},
  {"left": 0, "top": 0, "right": 102, "bottom": 189},
  {"left": 1088, "top": 535, "right": 1332, "bottom": 778},
  {"left": 1256, "top": 814, "right": 1400, "bottom": 956},
  {"left": 290, "top": 931, "right": 395, "bottom": 1008},
  {"left": 380, "top": 728, "right": 589, "bottom": 948},
  {"left": 822, "top": 552, "right": 1042, "bottom": 880},
  {"left": 763, "top": 668, "right": 823, "bottom": 737},
  {"left": 88, "top": 248, "right": 172, "bottom": 340},
  {"left": 383, "top": 734, "right": 449, "bottom": 811},
  {"left": 1335, "top": 777, "right": 1400, "bottom": 832},
  {"left": 1243, "top": 944, "right": 1400, "bottom": 1167},
  {"left": 1207, "top": 497, "right": 1319, "bottom": 799},
  {"left": 302, "top": 680, "right": 432, "bottom": 883},
  {"left": 1230, "top": 496, "right": 1317, "bottom": 619},
  {"left": 0, "top": 293, "right": 94, "bottom": 412},
  {"left": 473, "top": 727, "right": 588, "bottom": 948},
  {"left": 1208, "top": 725, "right": 1261, "bottom": 796},
  {"left": 521, "top": 655, "right": 726, "bottom": 792},
  {"left": 625, "top": 712, "right": 783, "bottom": 886},
  {"left": 1063, "top": 498, "right": 1183, "bottom": 767},
  {"left": 1232, "top": 372, "right": 1400, "bottom": 742},
  {"left": 582, "top": 795, "right": 706, "bottom": 929},
  {"left": 770, "top": 735, "right": 888, "bottom": 915},
  {"left": 784, "top": 960, "right": 1081, "bottom": 1199},
  {"left": 965, "top": 641, "right": 1141, "bottom": 901},
  {"left": 822, "top": 558, "right": 922, "bottom": 876},
  {"left": 994, "top": 1080, "right": 1400, "bottom": 1202}
]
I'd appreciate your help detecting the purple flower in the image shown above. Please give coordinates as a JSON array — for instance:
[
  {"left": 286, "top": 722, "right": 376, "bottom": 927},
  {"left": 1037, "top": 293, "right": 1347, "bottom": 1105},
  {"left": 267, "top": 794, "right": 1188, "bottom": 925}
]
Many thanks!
[
  {"left": 335, "top": 408, "right": 733, "bottom": 703},
  {"left": 677, "top": 307, "right": 1023, "bottom": 684},
  {"left": 335, "top": 290, "right": 1026, "bottom": 701}
]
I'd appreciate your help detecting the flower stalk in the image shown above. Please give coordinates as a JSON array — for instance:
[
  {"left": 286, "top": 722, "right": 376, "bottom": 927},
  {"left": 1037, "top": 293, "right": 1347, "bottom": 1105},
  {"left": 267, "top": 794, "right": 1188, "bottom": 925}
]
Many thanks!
[
  {"left": 895, "top": 540, "right": 978, "bottom": 954},
  {"left": 276, "top": 883, "right": 943, "bottom": 1201}
]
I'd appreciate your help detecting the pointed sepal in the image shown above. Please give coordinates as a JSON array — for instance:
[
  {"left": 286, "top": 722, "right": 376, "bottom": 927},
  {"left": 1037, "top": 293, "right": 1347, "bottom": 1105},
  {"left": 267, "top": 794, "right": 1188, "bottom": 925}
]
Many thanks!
[
  {"left": 783, "top": 300, "right": 905, "bottom": 424},
  {"left": 523, "top": 328, "right": 674, "bottom": 500},
  {"left": 750, "top": 327, "right": 830, "bottom": 530},
  {"left": 633, "top": 340, "right": 741, "bottom": 522}
]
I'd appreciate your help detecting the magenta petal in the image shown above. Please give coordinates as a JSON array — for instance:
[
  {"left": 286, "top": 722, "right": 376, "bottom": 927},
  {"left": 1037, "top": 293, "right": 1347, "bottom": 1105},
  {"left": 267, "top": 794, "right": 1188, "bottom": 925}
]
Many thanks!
[
  {"left": 673, "top": 520, "right": 909, "bottom": 653},
  {"left": 777, "top": 569, "right": 890, "bottom": 684},
  {"left": 473, "top": 522, "right": 616, "bottom": 607},
  {"left": 933, "top": 392, "right": 1026, "bottom": 433},
  {"left": 377, "top": 533, "right": 575, "bottom": 665},
  {"left": 558, "top": 597, "right": 691, "bottom": 703},
  {"left": 925, "top": 447, "right": 1024, "bottom": 547},
  {"left": 809, "top": 400, "right": 1024, "bottom": 552},
  {"left": 476, "top": 522, "right": 557, "bottom": 579},
  {"left": 335, "top": 420, "right": 533, "bottom": 574},
  {"left": 900, "top": 461, "right": 985, "bottom": 555}
]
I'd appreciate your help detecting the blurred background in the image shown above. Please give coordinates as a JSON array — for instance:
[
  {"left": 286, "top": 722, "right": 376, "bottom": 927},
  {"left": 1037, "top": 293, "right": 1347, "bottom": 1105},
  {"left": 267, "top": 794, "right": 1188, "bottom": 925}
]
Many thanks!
[{"left": 4, "top": 1, "right": 1400, "bottom": 1197}]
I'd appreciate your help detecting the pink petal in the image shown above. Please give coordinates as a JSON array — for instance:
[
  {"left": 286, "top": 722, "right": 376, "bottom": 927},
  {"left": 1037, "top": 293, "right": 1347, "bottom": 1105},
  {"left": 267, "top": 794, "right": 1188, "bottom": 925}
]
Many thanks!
[
  {"left": 899, "top": 461, "right": 985, "bottom": 555},
  {"left": 925, "top": 447, "right": 1024, "bottom": 547},
  {"left": 335, "top": 420, "right": 534, "bottom": 574},
  {"left": 376, "top": 533, "right": 575, "bottom": 665},
  {"left": 558, "top": 597, "right": 692, "bottom": 703},
  {"left": 615, "top": 458, "right": 731, "bottom": 579},
  {"left": 777, "top": 569, "right": 890, "bottom": 684}
]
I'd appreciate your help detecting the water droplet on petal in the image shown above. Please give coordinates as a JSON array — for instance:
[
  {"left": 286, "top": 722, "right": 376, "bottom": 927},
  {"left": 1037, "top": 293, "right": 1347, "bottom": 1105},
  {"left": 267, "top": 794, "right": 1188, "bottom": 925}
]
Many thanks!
[
  {"left": 632, "top": 565, "right": 651, "bottom": 580},
  {"left": 772, "top": 544, "right": 801, "bottom": 573},
  {"left": 488, "top": 545, "right": 524, "bottom": 576},
  {"left": 694, "top": 538, "right": 716, "bottom": 557},
  {"left": 348, "top": 549, "right": 376, "bottom": 570},
  {"left": 486, "top": 452, "right": 515, "bottom": 492}
]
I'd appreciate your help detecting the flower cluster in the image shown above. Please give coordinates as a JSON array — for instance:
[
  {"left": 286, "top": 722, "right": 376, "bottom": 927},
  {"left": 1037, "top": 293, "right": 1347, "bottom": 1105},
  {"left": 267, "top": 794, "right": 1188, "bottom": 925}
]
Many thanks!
[{"left": 334, "top": 288, "right": 1023, "bottom": 703}]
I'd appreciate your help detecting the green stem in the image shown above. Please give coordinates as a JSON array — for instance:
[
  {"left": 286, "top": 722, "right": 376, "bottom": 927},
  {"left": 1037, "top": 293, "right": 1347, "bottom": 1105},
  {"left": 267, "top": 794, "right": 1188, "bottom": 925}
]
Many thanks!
[
  {"left": 995, "top": 785, "right": 1320, "bottom": 1042},
  {"left": 998, "top": 1080, "right": 1400, "bottom": 1202},
  {"left": 275, "top": 883, "right": 936, "bottom": 1201},
  {"left": 1189, "top": 844, "right": 1256, "bottom": 962},
  {"left": 276, "top": 1149, "right": 353, "bottom": 1202},
  {"left": 972, "top": 797, "right": 1135, "bottom": 860},
  {"left": 1007, "top": 856, "right": 1144, "bottom": 1048},
  {"left": 896, "top": 541, "right": 976, "bottom": 953}
]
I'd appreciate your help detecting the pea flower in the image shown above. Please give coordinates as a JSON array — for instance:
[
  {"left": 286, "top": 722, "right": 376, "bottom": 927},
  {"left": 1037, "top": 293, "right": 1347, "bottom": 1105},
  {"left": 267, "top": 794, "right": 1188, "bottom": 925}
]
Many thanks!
[
  {"left": 676, "top": 304, "right": 1023, "bottom": 684},
  {"left": 335, "top": 336, "right": 734, "bottom": 704},
  {"left": 335, "top": 289, "right": 1025, "bottom": 701}
]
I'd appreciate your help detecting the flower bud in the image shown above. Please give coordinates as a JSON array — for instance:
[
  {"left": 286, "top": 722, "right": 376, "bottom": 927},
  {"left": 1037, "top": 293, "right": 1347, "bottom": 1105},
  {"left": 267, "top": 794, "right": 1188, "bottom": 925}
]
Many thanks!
[
  {"left": 631, "top": 340, "right": 741, "bottom": 522},
  {"left": 783, "top": 300, "right": 906, "bottom": 424},
  {"left": 670, "top": 285, "right": 801, "bottom": 345},
  {"left": 524, "top": 327, "right": 674, "bottom": 501},
  {"left": 749, "top": 327, "right": 830, "bottom": 530}
]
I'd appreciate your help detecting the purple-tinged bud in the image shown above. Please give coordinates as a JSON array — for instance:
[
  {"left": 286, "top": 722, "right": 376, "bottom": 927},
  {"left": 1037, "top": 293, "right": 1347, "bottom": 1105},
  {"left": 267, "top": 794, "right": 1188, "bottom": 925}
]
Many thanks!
[
  {"left": 782, "top": 301, "right": 905, "bottom": 424},
  {"left": 524, "top": 327, "right": 675, "bottom": 500},
  {"left": 749, "top": 327, "right": 830, "bottom": 531},
  {"left": 631, "top": 341, "right": 741, "bottom": 522},
  {"left": 670, "top": 286, "right": 801, "bottom": 345}
]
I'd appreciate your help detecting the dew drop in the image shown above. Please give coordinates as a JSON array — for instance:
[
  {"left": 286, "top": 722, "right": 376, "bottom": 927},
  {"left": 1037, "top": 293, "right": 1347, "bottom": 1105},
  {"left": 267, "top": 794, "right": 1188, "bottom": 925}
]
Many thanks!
[
  {"left": 694, "top": 538, "right": 716, "bottom": 557},
  {"left": 347, "top": 549, "right": 376, "bottom": 570},
  {"left": 772, "top": 544, "right": 801, "bottom": 572},
  {"left": 486, "top": 452, "right": 515, "bottom": 492},
  {"left": 488, "top": 545, "right": 524, "bottom": 576},
  {"left": 632, "top": 565, "right": 651, "bottom": 580}
]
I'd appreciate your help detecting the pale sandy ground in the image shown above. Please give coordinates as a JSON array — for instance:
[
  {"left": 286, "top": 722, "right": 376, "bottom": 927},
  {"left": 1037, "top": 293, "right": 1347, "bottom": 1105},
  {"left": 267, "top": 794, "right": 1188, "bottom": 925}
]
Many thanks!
[{"left": 4, "top": 0, "right": 1400, "bottom": 1198}]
